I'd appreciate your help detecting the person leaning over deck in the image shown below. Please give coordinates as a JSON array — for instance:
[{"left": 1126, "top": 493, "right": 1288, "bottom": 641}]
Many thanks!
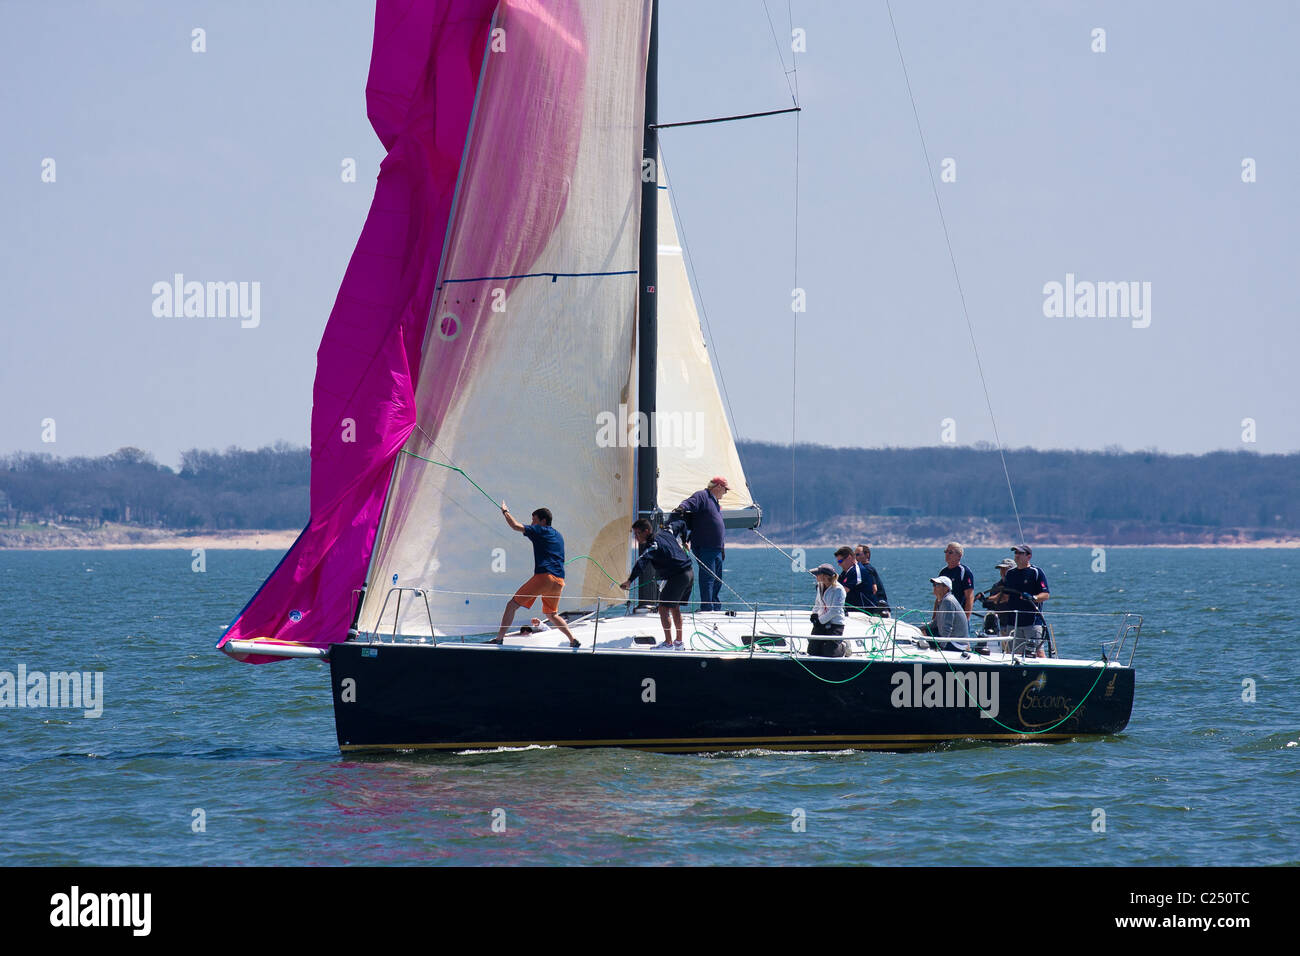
[
  {"left": 975, "top": 557, "right": 1017, "bottom": 652},
  {"left": 937, "top": 541, "right": 975, "bottom": 621},
  {"left": 834, "top": 546, "right": 873, "bottom": 612},
  {"left": 926, "top": 575, "right": 970, "bottom": 655},
  {"left": 807, "top": 563, "right": 848, "bottom": 658},
  {"left": 674, "top": 476, "right": 729, "bottom": 611},
  {"left": 855, "top": 544, "right": 890, "bottom": 616},
  {"left": 489, "top": 504, "right": 580, "bottom": 647},
  {"left": 620, "top": 518, "right": 694, "bottom": 648},
  {"left": 1005, "top": 544, "right": 1051, "bottom": 658}
]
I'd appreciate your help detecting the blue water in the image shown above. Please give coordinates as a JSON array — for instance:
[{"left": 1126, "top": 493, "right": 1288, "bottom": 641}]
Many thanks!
[{"left": 1, "top": 546, "right": 1296, "bottom": 865}]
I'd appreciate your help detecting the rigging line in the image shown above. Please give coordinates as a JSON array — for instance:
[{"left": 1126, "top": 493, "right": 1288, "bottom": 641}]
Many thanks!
[
  {"left": 750, "top": 526, "right": 801, "bottom": 565},
  {"left": 438, "top": 269, "right": 635, "bottom": 289},
  {"left": 398, "top": 449, "right": 498, "bottom": 508},
  {"left": 761, "top": 0, "right": 798, "bottom": 105},
  {"left": 656, "top": 142, "right": 745, "bottom": 446},
  {"left": 405, "top": 429, "right": 478, "bottom": 502},
  {"left": 651, "top": 106, "right": 800, "bottom": 129},
  {"left": 396, "top": 448, "right": 510, "bottom": 542},
  {"left": 787, "top": 0, "right": 800, "bottom": 104},
  {"left": 687, "top": 549, "right": 756, "bottom": 612},
  {"left": 398, "top": 447, "right": 626, "bottom": 587},
  {"left": 884, "top": 0, "right": 1025, "bottom": 544}
]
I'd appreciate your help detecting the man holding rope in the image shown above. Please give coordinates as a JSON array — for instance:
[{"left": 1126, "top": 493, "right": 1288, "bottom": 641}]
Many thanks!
[{"left": 489, "top": 503, "right": 580, "bottom": 647}]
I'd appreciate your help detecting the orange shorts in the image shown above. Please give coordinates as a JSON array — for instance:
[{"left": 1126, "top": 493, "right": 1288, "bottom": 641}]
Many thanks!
[{"left": 513, "top": 573, "right": 564, "bottom": 616}]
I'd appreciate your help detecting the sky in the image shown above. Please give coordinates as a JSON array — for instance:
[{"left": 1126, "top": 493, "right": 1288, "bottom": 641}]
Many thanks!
[{"left": 2, "top": 0, "right": 1298, "bottom": 469}]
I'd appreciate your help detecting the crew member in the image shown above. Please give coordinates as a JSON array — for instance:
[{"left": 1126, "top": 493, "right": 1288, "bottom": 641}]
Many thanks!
[
  {"left": 975, "top": 557, "right": 1016, "bottom": 652},
  {"left": 926, "top": 575, "right": 970, "bottom": 654},
  {"left": 855, "top": 544, "right": 890, "bottom": 615},
  {"left": 835, "top": 546, "right": 873, "bottom": 612},
  {"left": 491, "top": 504, "right": 579, "bottom": 647},
  {"left": 938, "top": 541, "right": 975, "bottom": 621},
  {"left": 1005, "top": 544, "right": 1050, "bottom": 658},
  {"left": 620, "top": 518, "right": 695, "bottom": 648},
  {"left": 808, "top": 563, "right": 848, "bottom": 658},
  {"left": 675, "top": 477, "right": 729, "bottom": 611}
]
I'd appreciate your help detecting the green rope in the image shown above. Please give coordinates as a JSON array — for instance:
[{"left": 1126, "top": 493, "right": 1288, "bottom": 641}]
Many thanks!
[
  {"left": 850, "top": 608, "right": 1110, "bottom": 734},
  {"left": 399, "top": 446, "right": 1108, "bottom": 734},
  {"left": 888, "top": 605, "right": 1111, "bottom": 734},
  {"left": 399, "top": 448, "right": 500, "bottom": 508},
  {"left": 772, "top": 611, "right": 1108, "bottom": 734},
  {"left": 400, "top": 448, "right": 623, "bottom": 587},
  {"left": 565, "top": 554, "right": 621, "bottom": 587},
  {"left": 930, "top": 641, "right": 1111, "bottom": 735}
]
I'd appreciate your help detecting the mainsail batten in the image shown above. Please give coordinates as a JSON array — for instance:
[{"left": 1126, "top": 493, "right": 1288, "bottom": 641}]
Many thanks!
[{"left": 357, "top": 0, "right": 654, "bottom": 639}]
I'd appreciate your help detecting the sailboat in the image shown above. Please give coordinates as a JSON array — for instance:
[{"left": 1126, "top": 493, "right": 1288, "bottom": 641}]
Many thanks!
[{"left": 220, "top": 0, "right": 1139, "bottom": 752}]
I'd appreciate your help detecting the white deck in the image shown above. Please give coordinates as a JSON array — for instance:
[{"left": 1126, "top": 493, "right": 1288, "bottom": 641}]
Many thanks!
[{"left": 388, "top": 607, "right": 1120, "bottom": 668}]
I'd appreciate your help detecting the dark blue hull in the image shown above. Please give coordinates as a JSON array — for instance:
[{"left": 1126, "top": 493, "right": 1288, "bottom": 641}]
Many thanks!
[{"left": 328, "top": 642, "right": 1135, "bottom": 753}]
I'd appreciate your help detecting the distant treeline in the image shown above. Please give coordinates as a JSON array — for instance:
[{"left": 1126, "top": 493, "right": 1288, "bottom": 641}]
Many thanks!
[
  {"left": 1, "top": 442, "right": 1297, "bottom": 533},
  {"left": 0, "top": 445, "right": 309, "bottom": 529},
  {"left": 738, "top": 442, "right": 1300, "bottom": 532}
]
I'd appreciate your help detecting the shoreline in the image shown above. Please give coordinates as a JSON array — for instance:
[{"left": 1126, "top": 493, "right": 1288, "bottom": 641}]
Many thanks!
[
  {"left": 0, "top": 529, "right": 1295, "bottom": 552},
  {"left": 725, "top": 540, "right": 1300, "bottom": 550},
  {"left": 0, "top": 528, "right": 300, "bottom": 551}
]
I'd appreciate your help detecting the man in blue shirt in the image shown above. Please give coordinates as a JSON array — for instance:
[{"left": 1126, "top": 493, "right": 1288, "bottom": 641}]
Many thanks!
[
  {"left": 675, "top": 476, "right": 729, "bottom": 612},
  {"left": 621, "top": 518, "right": 695, "bottom": 647},
  {"left": 854, "top": 544, "right": 890, "bottom": 615},
  {"left": 489, "top": 504, "right": 579, "bottom": 647},
  {"left": 975, "top": 558, "right": 1017, "bottom": 649},
  {"left": 835, "top": 546, "right": 874, "bottom": 612},
  {"left": 1004, "top": 544, "right": 1051, "bottom": 658},
  {"left": 937, "top": 542, "right": 975, "bottom": 623}
]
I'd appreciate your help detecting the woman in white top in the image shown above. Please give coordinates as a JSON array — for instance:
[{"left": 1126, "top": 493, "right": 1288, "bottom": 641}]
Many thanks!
[{"left": 808, "top": 563, "right": 848, "bottom": 658}]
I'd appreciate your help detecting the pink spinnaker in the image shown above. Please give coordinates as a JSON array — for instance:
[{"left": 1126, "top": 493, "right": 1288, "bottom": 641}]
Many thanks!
[
  {"left": 220, "top": 0, "right": 595, "bottom": 662},
  {"left": 220, "top": 0, "right": 496, "bottom": 662}
]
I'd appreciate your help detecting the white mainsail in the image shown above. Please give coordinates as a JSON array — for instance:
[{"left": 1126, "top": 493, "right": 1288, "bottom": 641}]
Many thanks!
[
  {"left": 357, "top": 1, "right": 651, "bottom": 638},
  {"left": 654, "top": 155, "right": 759, "bottom": 525}
]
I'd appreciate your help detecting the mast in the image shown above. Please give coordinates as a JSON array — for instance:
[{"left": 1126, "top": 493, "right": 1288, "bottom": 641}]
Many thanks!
[
  {"left": 636, "top": 0, "right": 658, "bottom": 526},
  {"left": 634, "top": 0, "right": 659, "bottom": 606}
]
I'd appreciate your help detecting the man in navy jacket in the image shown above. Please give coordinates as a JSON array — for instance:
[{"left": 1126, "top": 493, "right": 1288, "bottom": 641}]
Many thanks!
[
  {"left": 675, "top": 476, "right": 729, "bottom": 611},
  {"left": 621, "top": 518, "right": 695, "bottom": 647}
]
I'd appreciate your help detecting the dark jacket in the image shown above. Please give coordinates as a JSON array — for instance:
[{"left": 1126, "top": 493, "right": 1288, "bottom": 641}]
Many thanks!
[
  {"left": 675, "top": 489, "right": 726, "bottom": 553},
  {"left": 628, "top": 520, "right": 693, "bottom": 583}
]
